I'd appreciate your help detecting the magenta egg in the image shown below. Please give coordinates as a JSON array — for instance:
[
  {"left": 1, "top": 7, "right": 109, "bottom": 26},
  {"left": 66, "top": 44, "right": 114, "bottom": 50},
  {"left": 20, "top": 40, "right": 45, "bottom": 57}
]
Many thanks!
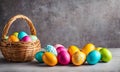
[
  {"left": 21, "top": 36, "right": 32, "bottom": 42},
  {"left": 57, "top": 51, "right": 70, "bottom": 65},
  {"left": 57, "top": 47, "right": 67, "bottom": 54},
  {"left": 54, "top": 44, "right": 65, "bottom": 49}
]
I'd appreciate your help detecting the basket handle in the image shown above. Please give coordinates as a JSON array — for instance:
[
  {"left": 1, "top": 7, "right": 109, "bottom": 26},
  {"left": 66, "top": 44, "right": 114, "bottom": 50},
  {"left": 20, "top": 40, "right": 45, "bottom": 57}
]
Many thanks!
[{"left": 2, "top": 14, "right": 36, "bottom": 39}]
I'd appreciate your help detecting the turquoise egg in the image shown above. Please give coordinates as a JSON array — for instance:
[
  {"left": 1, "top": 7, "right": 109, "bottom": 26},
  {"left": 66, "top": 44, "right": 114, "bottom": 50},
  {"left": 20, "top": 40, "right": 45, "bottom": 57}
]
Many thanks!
[
  {"left": 45, "top": 45, "right": 57, "bottom": 56},
  {"left": 30, "top": 35, "right": 38, "bottom": 41},
  {"left": 18, "top": 31, "right": 28, "bottom": 40},
  {"left": 35, "top": 51, "right": 44, "bottom": 63},
  {"left": 87, "top": 50, "right": 101, "bottom": 65}
]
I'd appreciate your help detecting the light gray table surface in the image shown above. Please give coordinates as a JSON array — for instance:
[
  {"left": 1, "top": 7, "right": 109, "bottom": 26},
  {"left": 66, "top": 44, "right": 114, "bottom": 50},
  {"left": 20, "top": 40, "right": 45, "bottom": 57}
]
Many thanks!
[{"left": 0, "top": 48, "right": 119, "bottom": 72}]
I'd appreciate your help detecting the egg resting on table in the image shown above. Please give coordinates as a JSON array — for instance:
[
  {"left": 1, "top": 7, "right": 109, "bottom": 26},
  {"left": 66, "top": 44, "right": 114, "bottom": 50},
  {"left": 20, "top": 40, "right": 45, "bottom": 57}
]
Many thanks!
[
  {"left": 45, "top": 45, "right": 57, "bottom": 56},
  {"left": 57, "top": 51, "right": 70, "bottom": 65}
]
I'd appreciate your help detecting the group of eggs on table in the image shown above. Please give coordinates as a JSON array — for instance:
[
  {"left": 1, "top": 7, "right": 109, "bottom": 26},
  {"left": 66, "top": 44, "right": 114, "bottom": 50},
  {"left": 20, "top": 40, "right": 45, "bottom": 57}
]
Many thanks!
[
  {"left": 5, "top": 31, "right": 38, "bottom": 42},
  {"left": 35, "top": 43, "right": 112, "bottom": 66}
]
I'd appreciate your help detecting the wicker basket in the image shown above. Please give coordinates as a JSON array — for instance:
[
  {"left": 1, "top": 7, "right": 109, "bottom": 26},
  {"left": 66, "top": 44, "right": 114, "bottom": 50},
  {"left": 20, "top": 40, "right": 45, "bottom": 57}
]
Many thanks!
[{"left": 0, "top": 14, "right": 41, "bottom": 62}]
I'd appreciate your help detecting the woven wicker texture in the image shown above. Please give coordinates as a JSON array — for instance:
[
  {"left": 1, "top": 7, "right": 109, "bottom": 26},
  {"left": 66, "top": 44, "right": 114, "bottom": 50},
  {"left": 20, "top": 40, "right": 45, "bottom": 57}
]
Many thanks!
[{"left": 0, "top": 14, "right": 41, "bottom": 62}]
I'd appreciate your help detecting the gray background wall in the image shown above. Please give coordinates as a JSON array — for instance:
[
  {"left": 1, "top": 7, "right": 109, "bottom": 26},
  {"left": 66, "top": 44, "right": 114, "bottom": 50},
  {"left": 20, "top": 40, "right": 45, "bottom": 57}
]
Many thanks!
[{"left": 0, "top": 0, "right": 120, "bottom": 48}]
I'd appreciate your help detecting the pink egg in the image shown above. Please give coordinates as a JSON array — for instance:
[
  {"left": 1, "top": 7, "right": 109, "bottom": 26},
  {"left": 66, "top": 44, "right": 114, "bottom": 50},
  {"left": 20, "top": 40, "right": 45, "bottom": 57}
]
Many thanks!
[
  {"left": 57, "top": 51, "right": 70, "bottom": 65},
  {"left": 57, "top": 47, "right": 67, "bottom": 54},
  {"left": 21, "top": 36, "right": 32, "bottom": 42},
  {"left": 54, "top": 44, "right": 65, "bottom": 49}
]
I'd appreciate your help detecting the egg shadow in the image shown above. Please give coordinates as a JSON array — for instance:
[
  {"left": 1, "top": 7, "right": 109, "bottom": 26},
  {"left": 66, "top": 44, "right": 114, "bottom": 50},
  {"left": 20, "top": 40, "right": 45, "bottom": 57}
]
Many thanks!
[
  {"left": 99, "top": 61, "right": 106, "bottom": 63},
  {"left": 0, "top": 57, "right": 35, "bottom": 64},
  {"left": 56, "top": 63, "right": 72, "bottom": 66},
  {"left": 68, "top": 62, "right": 96, "bottom": 67},
  {"left": 0, "top": 57, "right": 8, "bottom": 64},
  {"left": 26, "top": 61, "right": 54, "bottom": 67},
  {"left": 0, "top": 57, "right": 26, "bottom": 65},
  {"left": 0, "top": 57, "right": 51, "bottom": 67}
]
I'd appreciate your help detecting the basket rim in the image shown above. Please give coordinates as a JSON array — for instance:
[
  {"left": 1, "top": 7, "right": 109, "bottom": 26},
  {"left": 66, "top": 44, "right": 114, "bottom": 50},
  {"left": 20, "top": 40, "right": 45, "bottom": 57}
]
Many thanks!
[
  {"left": 0, "top": 39, "right": 40, "bottom": 47},
  {"left": 1, "top": 14, "right": 37, "bottom": 40}
]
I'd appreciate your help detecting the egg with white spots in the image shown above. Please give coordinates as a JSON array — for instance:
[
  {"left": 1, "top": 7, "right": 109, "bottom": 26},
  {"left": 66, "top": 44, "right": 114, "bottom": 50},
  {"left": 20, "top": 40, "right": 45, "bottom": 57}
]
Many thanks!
[{"left": 45, "top": 45, "right": 57, "bottom": 56}]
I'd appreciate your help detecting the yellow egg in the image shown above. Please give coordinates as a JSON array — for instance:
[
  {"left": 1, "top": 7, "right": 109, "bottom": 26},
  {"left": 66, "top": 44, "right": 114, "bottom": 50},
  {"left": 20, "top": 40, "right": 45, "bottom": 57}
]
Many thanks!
[
  {"left": 72, "top": 51, "right": 86, "bottom": 66},
  {"left": 81, "top": 43, "right": 95, "bottom": 55},
  {"left": 8, "top": 35, "right": 19, "bottom": 42},
  {"left": 68, "top": 45, "right": 80, "bottom": 56},
  {"left": 42, "top": 52, "right": 57, "bottom": 66},
  {"left": 96, "top": 47, "right": 102, "bottom": 51}
]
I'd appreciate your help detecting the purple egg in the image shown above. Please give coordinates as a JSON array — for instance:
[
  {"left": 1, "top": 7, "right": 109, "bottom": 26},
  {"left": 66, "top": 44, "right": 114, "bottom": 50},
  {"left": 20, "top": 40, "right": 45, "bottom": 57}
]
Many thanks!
[
  {"left": 21, "top": 36, "right": 32, "bottom": 42},
  {"left": 57, "top": 51, "right": 70, "bottom": 65},
  {"left": 57, "top": 47, "right": 67, "bottom": 54}
]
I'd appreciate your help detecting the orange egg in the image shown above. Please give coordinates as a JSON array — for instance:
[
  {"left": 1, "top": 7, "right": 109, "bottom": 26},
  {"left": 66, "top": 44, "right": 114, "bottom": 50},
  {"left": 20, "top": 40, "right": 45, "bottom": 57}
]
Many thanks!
[
  {"left": 42, "top": 52, "right": 57, "bottom": 66},
  {"left": 72, "top": 51, "right": 86, "bottom": 66},
  {"left": 8, "top": 35, "right": 19, "bottom": 42},
  {"left": 81, "top": 43, "right": 95, "bottom": 55},
  {"left": 68, "top": 45, "right": 80, "bottom": 56}
]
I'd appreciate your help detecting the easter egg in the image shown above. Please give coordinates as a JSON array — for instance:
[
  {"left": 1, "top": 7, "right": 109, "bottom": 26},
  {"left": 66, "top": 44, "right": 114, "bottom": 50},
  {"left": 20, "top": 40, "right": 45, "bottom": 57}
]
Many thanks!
[
  {"left": 13, "top": 32, "right": 19, "bottom": 37},
  {"left": 18, "top": 31, "right": 28, "bottom": 40},
  {"left": 96, "top": 47, "right": 102, "bottom": 51},
  {"left": 68, "top": 45, "right": 80, "bottom": 56},
  {"left": 35, "top": 51, "right": 44, "bottom": 63},
  {"left": 42, "top": 52, "right": 58, "bottom": 66},
  {"left": 30, "top": 35, "right": 38, "bottom": 41},
  {"left": 54, "top": 44, "right": 65, "bottom": 49},
  {"left": 4, "top": 36, "right": 9, "bottom": 40},
  {"left": 56, "top": 47, "right": 67, "bottom": 54},
  {"left": 81, "top": 43, "right": 95, "bottom": 55},
  {"left": 45, "top": 45, "right": 57, "bottom": 56},
  {"left": 72, "top": 51, "right": 86, "bottom": 66},
  {"left": 86, "top": 50, "right": 101, "bottom": 65},
  {"left": 8, "top": 35, "right": 19, "bottom": 42},
  {"left": 100, "top": 48, "right": 112, "bottom": 62},
  {"left": 21, "top": 36, "right": 32, "bottom": 42},
  {"left": 57, "top": 51, "right": 70, "bottom": 65}
]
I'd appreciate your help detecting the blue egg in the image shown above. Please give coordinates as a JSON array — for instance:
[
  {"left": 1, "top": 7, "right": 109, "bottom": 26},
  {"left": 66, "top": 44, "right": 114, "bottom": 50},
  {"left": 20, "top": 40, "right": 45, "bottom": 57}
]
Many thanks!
[
  {"left": 45, "top": 45, "right": 57, "bottom": 56},
  {"left": 18, "top": 31, "right": 28, "bottom": 40},
  {"left": 35, "top": 51, "right": 44, "bottom": 63},
  {"left": 87, "top": 50, "right": 101, "bottom": 65}
]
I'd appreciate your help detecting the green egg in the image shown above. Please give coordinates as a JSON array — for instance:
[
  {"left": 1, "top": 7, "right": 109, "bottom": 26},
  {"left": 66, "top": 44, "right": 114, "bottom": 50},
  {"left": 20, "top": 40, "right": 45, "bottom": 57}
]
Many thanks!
[
  {"left": 100, "top": 48, "right": 112, "bottom": 62},
  {"left": 30, "top": 35, "right": 38, "bottom": 41},
  {"left": 35, "top": 51, "right": 44, "bottom": 63},
  {"left": 4, "top": 36, "right": 9, "bottom": 40},
  {"left": 13, "top": 32, "right": 19, "bottom": 37}
]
